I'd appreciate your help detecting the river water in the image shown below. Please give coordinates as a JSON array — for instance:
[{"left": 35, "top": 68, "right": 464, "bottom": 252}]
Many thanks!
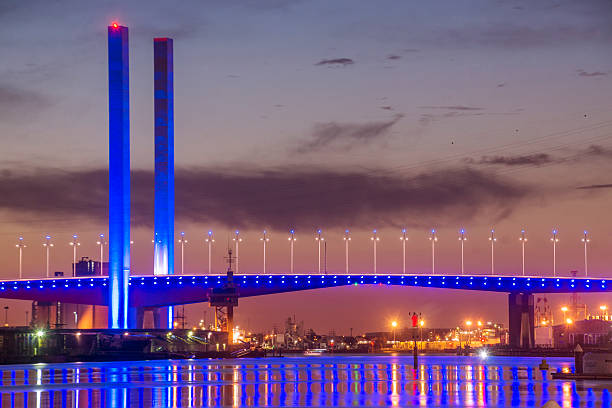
[{"left": 0, "top": 355, "right": 610, "bottom": 407}]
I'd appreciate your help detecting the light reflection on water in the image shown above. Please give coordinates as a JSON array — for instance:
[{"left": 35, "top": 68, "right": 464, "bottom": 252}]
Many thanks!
[{"left": 0, "top": 356, "right": 610, "bottom": 407}]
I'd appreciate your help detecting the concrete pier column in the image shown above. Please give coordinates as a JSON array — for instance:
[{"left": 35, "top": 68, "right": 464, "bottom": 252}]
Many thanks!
[
  {"left": 128, "top": 306, "right": 144, "bottom": 329},
  {"left": 508, "top": 292, "right": 534, "bottom": 348},
  {"left": 153, "top": 306, "right": 172, "bottom": 329}
]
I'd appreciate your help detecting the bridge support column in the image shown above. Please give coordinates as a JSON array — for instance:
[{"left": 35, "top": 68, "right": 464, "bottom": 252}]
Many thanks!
[
  {"left": 153, "top": 306, "right": 172, "bottom": 329},
  {"left": 128, "top": 306, "right": 144, "bottom": 329},
  {"left": 508, "top": 293, "right": 534, "bottom": 349}
]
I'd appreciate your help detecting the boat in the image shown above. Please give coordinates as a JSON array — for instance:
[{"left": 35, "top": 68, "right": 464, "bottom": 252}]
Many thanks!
[{"left": 304, "top": 349, "right": 326, "bottom": 356}]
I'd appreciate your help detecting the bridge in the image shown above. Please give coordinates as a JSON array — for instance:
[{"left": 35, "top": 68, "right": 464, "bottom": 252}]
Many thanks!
[{"left": 1, "top": 273, "right": 608, "bottom": 348}]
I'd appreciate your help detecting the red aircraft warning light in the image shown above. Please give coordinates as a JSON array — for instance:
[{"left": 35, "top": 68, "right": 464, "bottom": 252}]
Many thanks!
[{"left": 111, "top": 22, "right": 119, "bottom": 29}]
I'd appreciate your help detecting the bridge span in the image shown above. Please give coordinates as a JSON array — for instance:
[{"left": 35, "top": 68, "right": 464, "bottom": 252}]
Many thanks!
[{"left": 0, "top": 273, "right": 607, "bottom": 348}]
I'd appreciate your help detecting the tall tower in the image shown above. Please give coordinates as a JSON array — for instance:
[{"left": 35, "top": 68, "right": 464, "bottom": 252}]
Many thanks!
[
  {"left": 153, "top": 37, "right": 174, "bottom": 277},
  {"left": 153, "top": 38, "right": 175, "bottom": 329},
  {"left": 107, "top": 23, "right": 130, "bottom": 329}
]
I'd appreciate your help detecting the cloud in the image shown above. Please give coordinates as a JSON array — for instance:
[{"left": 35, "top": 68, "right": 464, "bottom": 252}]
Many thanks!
[
  {"left": 387, "top": 54, "right": 401, "bottom": 60},
  {"left": 465, "top": 145, "right": 612, "bottom": 167},
  {"left": 497, "top": 82, "right": 506, "bottom": 88},
  {"left": 296, "top": 115, "right": 402, "bottom": 153},
  {"left": 576, "top": 184, "right": 612, "bottom": 190},
  {"left": 379, "top": 106, "right": 393, "bottom": 111},
  {"left": 419, "top": 105, "right": 484, "bottom": 111},
  {"left": 466, "top": 153, "right": 555, "bottom": 166},
  {"left": 0, "top": 166, "right": 530, "bottom": 229},
  {"left": 0, "top": 84, "right": 49, "bottom": 120},
  {"left": 577, "top": 69, "right": 608, "bottom": 77},
  {"left": 315, "top": 58, "right": 355, "bottom": 66},
  {"left": 584, "top": 145, "right": 612, "bottom": 157}
]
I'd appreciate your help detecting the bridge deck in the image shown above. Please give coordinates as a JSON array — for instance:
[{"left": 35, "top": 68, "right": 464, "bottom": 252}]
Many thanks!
[{"left": 0, "top": 274, "right": 607, "bottom": 307}]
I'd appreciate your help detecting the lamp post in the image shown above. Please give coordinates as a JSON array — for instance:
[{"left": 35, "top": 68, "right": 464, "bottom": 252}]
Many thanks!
[
  {"left": 551, "top": 229, "right": 559, "bottom": 277},
  {"left": 400, "top": 229, "right": 407, "bottom": 275},
  {"left": 16, "top": 236, "right": 26, "bottom": 279},
  {"left": 69, "top": 235, "right": 80, "bottom": 277},
  {"left": 581, "top": 230, "right": 590, "bottom": 277},
  {"left": 96, "top": 234, "right": 106, "bottom": 275},
  {"left": 458, "top": 228, "right": 467, "bottom": 275},
  {"left": 43, "top": 235, "right": 53, "bottom": 278},
  {"left": 260, "top": 230, "right": 270, "bottom": 274},
  {"left": 288, "top": 229, "right": 296, "bottom": 274},
  {"left": 371, "top": 230, "right": 380, "bottom": 275},
  {"left": 429, "top": 229, "right": 437, "bottom": 275},
  {"left": 343, "top": 229, "right": 351, "bottom": 274},
  {"left": 519, "top": 229, "right": 527, "bottom": 276},
  {"left": 233, "top": 231, "right": 242, "bottom": 274},
  {"left": 315, "top": 229, "right": 324, "bottom": 274},
  {"left": 391, "top": 320, "right": 397, "bottom": 344},
  {"left": 205, "top": 230, "right": 214, "bottom": 275},
  {"left": 465, "top": 320, "right": 472, "bottom": 347},
  {"left": 561, "top": 306, "right": 568, "bottom": 322},
  {"left": 178, "top": 232, "right": 188, "bottom": 275},
  {"left": 489, "top": 229, "right": 496, "bottom": 275}
]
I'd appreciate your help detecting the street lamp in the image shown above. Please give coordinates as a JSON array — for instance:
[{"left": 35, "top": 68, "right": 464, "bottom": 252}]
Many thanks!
[
  {"left": 16, "top": 236, "right": 26, "bottom": 279},
  {"left": 233, "top": 230, "right": 242, "bottom": 274},
  {"left": 371, "top": 230, "right": 380, "bottom": 275},
  {"left": 429, "top": 229, "right": 438, "bottom": 275},
  {"left": 69, "top": 235, "right": 80, "bottom": 277},
  {"left": 43, "top": 235, "right": 53, "bottom": 278},
  {"left": 561, "top": 306, "right": 568, "bottom": 322},
  {"left": 458, "top": 228, "right": 467, "bottom": 275},
  {"left": 519, "top": 229, "right": 527, "bottom": 276},
  {"left": 391, "top": 320, "right": 397, "bottom": 344},
  {"left": 400, "top": 229, "right": 408, "bottom": 275},
  {"left": 489, "top": 229, "right": 497, "bottom": 275},
  {"left": 260, "top": 230, "right": 270, "bottom": 274},
  {"left": 178, "top": 232, "right": 188, "bottom": 275},
  {"left": 288, "top": 229, "right": 296, "bottom": 274},
  {"left": 343, "top": 229, "right": 351, "bottom": 274},
  {"left": 205, "top": 231, "right": 214, "bottom": 275},
  {"left": 465, "top": 320, "right": 473, "bottom": 347},
  {"left": 315, "top": 229, "right": 324, "bottom": 274},
  {"left": 551, "top": 228, "right": 559, "bottom": 277},
  {"left": 96, "top": 234, "right": 106, "bottom": 275},
  {"left": 581, "top": 230, "right": 590, "bottom": 277}
]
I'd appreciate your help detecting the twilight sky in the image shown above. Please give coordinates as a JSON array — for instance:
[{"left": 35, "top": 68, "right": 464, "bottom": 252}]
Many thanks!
[{"left": 1, "top": 0, "right": 612, "bottom": 333}]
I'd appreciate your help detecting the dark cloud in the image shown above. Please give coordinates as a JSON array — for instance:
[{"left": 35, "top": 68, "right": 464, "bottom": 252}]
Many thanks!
[
  {"left": 315, "top": 58, "right": 355, "bottom": 67},
  {"left": 497, "top": 82, "right": 506, "bottom": 87},
  {"left": 420, "top": 105, "right": 484, "bottom": 111},
  {"left": 0, "top": 85, "right": 49, "bottom": 120},
  {"left": 296, "top": 115, "right": 402, "bottom": 153},
  {"left": 466, "top": 153, "right": 555, "bottom": 166},
  {"left": 577, "top": 69, "right": 608, "bottom": 77},
  {"left": 584, "top": 144, "right": 612, "bottom": 157},
  {"left": 0, "top": 166, "right": 530, "bottom": 229},
  {"left": 465, "top": 145, "right": 612, "bottom": 167},
  {"left": 387, "top": 54, "right": 401, "bottom": 60},
  {"left": 379, "top": 106, "right": 393, "bottom": 111},
  {"left": 576, "top": 184, "right": 612, "bottom": 190}
]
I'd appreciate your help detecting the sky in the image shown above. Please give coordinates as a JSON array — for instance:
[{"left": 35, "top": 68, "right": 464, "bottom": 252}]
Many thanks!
[{"left": 1, "top": 0, "right": 612, "bottom": 333}]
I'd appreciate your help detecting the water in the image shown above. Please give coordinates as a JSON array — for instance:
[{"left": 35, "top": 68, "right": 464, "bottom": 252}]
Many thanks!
[{"left": 0, "top": 355, "right": 610, "bottom": 407}]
